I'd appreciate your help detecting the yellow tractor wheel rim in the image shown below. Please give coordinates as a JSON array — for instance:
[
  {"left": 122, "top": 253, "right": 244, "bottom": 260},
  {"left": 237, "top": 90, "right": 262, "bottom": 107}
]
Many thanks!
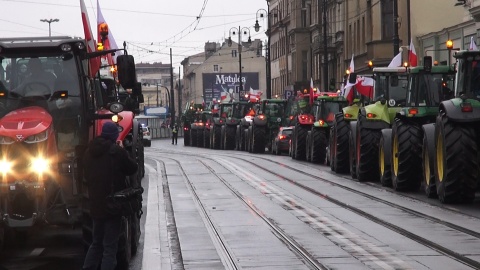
[
  {"left": 393, "top": 135, "right": 399, "bottom": 176},
  {"left": 436, "top": 133, "right": 444, "bottom": 182},
  {"left": 424, "top": 149, "right": 430, "bottom": 186},
  {"left": 380, "top": 144, "right": 385, "bottom": 176}
]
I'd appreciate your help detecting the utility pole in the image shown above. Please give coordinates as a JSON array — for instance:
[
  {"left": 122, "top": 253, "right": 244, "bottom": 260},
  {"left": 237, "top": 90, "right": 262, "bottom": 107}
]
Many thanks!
[
  {"left": 322, "top": 0, "right": 328, "bottom": 91},
  {"left": 178, "top": 66, "right": 182, "bottom": 119},
  {"left": 238, "top": 26, "right": 244, "bottom": 97},
  {"left": 170, "top": 48, "right": 175, "bottom": 127},
  {"left": 393, "top": 0, "right": 400, "bottom": 55},
  {"left": 266, "top": 5, "right": 272, "bottom": 99}
]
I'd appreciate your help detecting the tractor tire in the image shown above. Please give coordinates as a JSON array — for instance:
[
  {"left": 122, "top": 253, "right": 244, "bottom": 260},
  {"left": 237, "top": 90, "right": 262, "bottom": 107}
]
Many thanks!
[
  {"left": 348, "top": 121, "right": 357, "bottom": 179},
  {"left": 422, "top": 124, "right": 437, "bottom": 198},
  {"left": 212, "top": 126, "right": 221, "bottom": 149},
  {"left": 305, "top": 132, "right": 311, "bottom": 162},
  {"left": 116, "top": 217, "right": 132, "bottom": 270},
  {"left": 225, "top": 126, "right": 236, "bottom": 150},
  {"left": 391, "top": 119, "right": 423, "bottom": 191},
  {"left": 197, "top": 129, "right": 205, "bottom": 148},
  {"left": 379, "top": 129, "right": 392, "bottom": 187},
  {"left": 331, "top": 113, "right": 350, "bottom": 173},
  {"left": 204, "top": 130, "right": 211, "bottom": 149},
  {"left": 190, "top": 129, "right": 197, "bottom": 147},
  {"left": 311, "top": 129, "right": 327, "bottom": 164},
  {"left": 184, "top": 130, "right": 190, "bottom": 146},
  {"left": 356, "top": 114, "right": 381, "bottom": 182},
  {"left": 252, "top": 126, "right": 266, "bottom": 153},
  {"left": 434, "top": 113, "right": 478, "bottom": 203},
  {"left": 294, "top": 124, "right": 307, "bottom": 161}
]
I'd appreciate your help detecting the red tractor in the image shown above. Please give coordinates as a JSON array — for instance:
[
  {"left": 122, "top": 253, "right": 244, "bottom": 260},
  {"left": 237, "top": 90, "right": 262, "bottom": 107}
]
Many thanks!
[{"left": 0, "top": 36, "right": 144, "bottom": 268}]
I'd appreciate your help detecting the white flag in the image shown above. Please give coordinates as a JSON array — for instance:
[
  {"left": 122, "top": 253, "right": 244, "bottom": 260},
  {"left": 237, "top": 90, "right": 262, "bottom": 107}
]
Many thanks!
[
  {"left": 470, "top": 36, "right": 478, "bottom": 51},
  {"left": 388, "top": 52, "right": 402, "bottom": 68}
]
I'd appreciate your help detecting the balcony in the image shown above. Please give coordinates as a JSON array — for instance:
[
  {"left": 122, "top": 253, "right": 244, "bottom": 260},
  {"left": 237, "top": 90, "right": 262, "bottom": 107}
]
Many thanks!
[{"left": 312, "top": 34, "right": 336, "bottom": 54}]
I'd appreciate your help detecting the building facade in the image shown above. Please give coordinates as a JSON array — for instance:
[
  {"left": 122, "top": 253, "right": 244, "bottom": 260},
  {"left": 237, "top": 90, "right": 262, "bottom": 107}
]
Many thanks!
[{"left": 181, "top": 39, "right": 266, "bottom": 106}]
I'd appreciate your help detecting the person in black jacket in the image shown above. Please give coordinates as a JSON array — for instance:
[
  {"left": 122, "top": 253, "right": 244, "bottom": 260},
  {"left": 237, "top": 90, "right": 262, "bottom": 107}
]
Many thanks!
[{"left": 82, "top": 121, "right": 138, "bottom": 270}]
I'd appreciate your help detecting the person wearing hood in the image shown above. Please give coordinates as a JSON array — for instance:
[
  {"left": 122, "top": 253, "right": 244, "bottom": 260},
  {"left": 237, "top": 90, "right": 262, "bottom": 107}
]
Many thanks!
[{"left": 82, "top": 121, "right": 138, "bottom": 270}]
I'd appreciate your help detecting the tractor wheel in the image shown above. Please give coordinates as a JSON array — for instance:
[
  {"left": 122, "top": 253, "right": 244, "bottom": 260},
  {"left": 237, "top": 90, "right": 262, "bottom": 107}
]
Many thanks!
[
  {"left": 379, "top": 129, "right": 392, "bottom": 187},
  {"left": 190, "top": 129, "right": 197, "bottom": 147},
  {"left": 294, "top": 124, "right": 307, "bottom": 161},
  {"left": 116, "top": 217, "right": 132, "bottom": 270},
  {"left": 311, "top": 129, "right": 327, "bottom": 164},
  {"left": 422, "top": 124, "right": 437, "bottom": 198},
  {"left": 434, "top": 113, "right": 478, "bottom": 203},
  {"left": 305, "top": 132, "right": 311, "bottom": 162},
  {"left": 252, "top": 126, "right": 266, "bottom": 153},
  {"left": 213, "top": 126, "right": 221, "bottom": 149},
  {"left": 225, "top": 126, "right": 236, "bottom": 150},
  {"left": 356, "top": 114, "right": 381, "bottom": 182},
  {"left": 391, "top": 119, "right": 423, "bottom": 191},
  {"left": 348, "top": 122, "right": 357, "bottom": 179},
  {"left": 204, "top": 130, "right": 211, "bottom": 149},
  {"left": 331, "top": 113, "right": 350, "bottom": 173},
  {"left": 197, "top": 129, "right": 204, "bottom": 147},
  {"left": 183, "top": 129, "right": 190, "bottom": 146}
]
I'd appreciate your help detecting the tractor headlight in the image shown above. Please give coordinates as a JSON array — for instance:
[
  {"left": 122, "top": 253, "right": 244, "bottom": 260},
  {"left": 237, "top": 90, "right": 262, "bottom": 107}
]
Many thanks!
[
  {"left": 25, "top": 130, "right": 48, "bottom": 143},
  {"left": 31, "top": 157, "right": 49, "bottom": 174},
  {"left": 0, "top": 159, "right": 12, "bottom": 174}
]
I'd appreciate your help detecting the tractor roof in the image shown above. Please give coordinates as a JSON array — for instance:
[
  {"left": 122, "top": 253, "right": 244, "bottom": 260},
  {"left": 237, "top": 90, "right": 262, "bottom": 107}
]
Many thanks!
[
  {"left": 453, "top": 50, "right": 480, "bottom": 59},
  {"left": 372, "top": 67, "right": 407, "bottom": 73},
  {"left": 0, "top": 36, "right": 83, "bottom": 49},
  {"left": 409, "top": 65, "right": 454, "bottom": 74}
]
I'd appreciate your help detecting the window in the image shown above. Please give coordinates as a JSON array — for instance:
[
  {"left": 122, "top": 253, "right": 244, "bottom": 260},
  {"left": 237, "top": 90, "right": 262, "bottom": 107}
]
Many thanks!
[
  {"left": 381, "top": 0, "right": 394, "bottom": 40},
  {"left": 214, "top": 65, "right": 218, "bottom": 72},
  {"left": 232, "top": 50, "right": 237, "bottom": 57}
]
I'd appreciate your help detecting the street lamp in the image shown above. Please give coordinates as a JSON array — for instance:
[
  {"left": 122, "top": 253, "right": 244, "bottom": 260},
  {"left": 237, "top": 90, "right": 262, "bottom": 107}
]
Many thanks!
[
  {"left": 228, "top": 26, "right": 251, "bottom": 100},
  {"left": 40, "top": 18, "right": 59, "bottom": 37}
]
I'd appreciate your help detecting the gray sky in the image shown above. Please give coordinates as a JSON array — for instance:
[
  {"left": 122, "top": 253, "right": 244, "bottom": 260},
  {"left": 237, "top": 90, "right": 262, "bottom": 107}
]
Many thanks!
[{"left": 0, "top": 0, "right": 268, "bottom": 67}]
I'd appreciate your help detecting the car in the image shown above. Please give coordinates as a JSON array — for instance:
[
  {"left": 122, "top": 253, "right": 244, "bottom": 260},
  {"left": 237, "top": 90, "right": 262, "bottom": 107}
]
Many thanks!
[
  {"left": 272, "top": 126, "right": 293, "bottom": 155},
  {"left": 142, "top": 125, "right": 151, "bottom": 147}
]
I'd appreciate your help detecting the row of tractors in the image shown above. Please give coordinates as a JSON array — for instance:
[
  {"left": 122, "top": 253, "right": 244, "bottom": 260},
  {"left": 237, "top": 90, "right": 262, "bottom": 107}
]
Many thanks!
[{"left": 183, "top": 50, "right": 480, "bottom": 205}]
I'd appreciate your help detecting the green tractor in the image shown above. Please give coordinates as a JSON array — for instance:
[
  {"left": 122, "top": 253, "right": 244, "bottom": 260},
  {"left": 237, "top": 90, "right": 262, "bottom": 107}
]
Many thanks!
[
  {"left": 380, "top": 63, "right": 455, "bottom": 190},
  {"left": 289, "top": 91, "right": 319, "bottom": 160},
  {"left": 181, "top": 101, "right": 204, "bottom": 146},
  {"left": 350, "top": 67, "right": 408, "bottom": 182},
  {"left": 422, "top": 50, "right": 480, "bottom": 203},
  {"left": 306, "top": 93, "right": 347, "bottom": 163},
  {"left": 246, "top": 99, "right": 288, "bottom": 153},
  {"left": 219, "top": 101, "right": 254, "bottom": 150},
  {"left": 329, "top": 88, "right": 370, "bottom": 173},
  {"left": 190, "top": 109, "right": 213, "bottom": 147}
]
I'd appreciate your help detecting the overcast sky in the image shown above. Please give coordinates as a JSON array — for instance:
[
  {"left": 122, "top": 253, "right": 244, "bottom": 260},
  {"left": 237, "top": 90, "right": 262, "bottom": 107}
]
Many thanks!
[{"left": 0, "top": 0, "right": 268, "bottom": 67}]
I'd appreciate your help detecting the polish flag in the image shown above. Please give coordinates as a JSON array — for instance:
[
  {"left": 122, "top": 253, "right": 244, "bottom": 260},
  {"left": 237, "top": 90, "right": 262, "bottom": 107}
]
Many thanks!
[
  {"left": 309, "top": 78, "right": 315, "bottom": 105},
  {"left": 470, "top": 36, "right": 478, "bottom": 51},
  {"left": 249, "top": 87, "right": 262, "bottom": 102},
  {"left": 355, "top": 76, "right": 374, "bottom": 98},
  {"left": 343, "top": 55, "right": 355, "bottom": 103},
  {"left": 97, "top": 0, "right": 120, "bottom": 65},
  {"left": 220, "top": 91, "right": 227, "bottom": 101},
  {"left": 80, "top": 0, "right": 100, "bottom": 78},
  {"left": 388, "top": 52, "right": 402, "bottom": 68},
  {"left": 409, "top": 39, "right": 418, "bottom": 67}
]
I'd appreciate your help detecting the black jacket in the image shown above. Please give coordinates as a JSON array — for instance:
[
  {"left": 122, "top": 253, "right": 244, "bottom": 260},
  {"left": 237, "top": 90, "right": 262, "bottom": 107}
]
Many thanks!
[{"left": 83, "top": 137, "right": 138, "bottom": 219}]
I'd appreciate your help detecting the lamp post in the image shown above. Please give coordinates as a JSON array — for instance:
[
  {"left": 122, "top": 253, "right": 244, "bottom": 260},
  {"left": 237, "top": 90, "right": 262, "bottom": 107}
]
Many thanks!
[
  {"left": 228, "top": 26, "right": 251, "bottom": 100},
  {"left": 40, "top": 18, "right": 59, "bottom": 37},
  {"left": 446, "top": 39, "right": 454, "bottom": 67}
]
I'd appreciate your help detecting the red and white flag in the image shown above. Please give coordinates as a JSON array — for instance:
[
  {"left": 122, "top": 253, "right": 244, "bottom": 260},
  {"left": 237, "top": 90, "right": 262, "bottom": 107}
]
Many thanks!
[
  {"left": 355, "top": 76, "right": 374, "bottom": 98},
  {"left": 249, "top": 87, "right": 262, "bottom": 102},
  {"left": 388, "top": 52, "right": 402, "bottom": 68},
  {"left": 409, "top": 39, "right": 418, "bottom": 67},
  {"left": 348, "top": 54, "right": 355, "bottom": 73},
  {"left": 97, "top": 0, "right": 120, "bottom": 65},
  {"left": 80, "top": 0, "right": 100, "bottom": 78},
  {"left": 343, "top": 54, "right": 355, "bottom": 103},
  {"left": 470, "top": 36, "right": 478, "bottom": 51}
]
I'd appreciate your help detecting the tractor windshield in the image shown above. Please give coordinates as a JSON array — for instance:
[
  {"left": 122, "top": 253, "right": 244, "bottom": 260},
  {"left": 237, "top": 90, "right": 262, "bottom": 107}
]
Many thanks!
[
  {"left": 265, "top": 102, "right": 285, "bottom": 117},
  {"left": 232, "top": 102, "right": 254, "bottom": 118},
  {"left": 0, "top": 53, "right": 82, "bottom": 151},
  {"left": 313, "top": 101, "right": 341, "bottom": 123},
  {"left": 457, "top": 58, "right": 480, "bottom": 99},
  {"left": 408, "top": 74, "right": 455, "bottom": 106},
  {"left": 374, "top": 74, "right": 408, "bottom": 106},
  {"left": 220, "top": 103, "right": 233, "bottom": 118}
]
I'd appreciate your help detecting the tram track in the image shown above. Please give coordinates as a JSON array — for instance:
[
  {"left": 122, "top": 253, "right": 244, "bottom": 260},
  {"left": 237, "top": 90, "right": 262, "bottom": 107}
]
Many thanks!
[{"left": 146, "top": 148, "right": 480, "bottom": 269}]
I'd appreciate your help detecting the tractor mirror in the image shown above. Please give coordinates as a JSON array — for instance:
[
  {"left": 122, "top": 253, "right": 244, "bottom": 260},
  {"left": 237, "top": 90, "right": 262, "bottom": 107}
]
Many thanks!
[
  {"left": 117, "top": 55, "right": 137, "bottom": 89},
  {"left": 424, "top": 56, "right": 432, "bottom": 73},
  {"left": 348, "top": 73, "right": 357, "bottom": 84}
]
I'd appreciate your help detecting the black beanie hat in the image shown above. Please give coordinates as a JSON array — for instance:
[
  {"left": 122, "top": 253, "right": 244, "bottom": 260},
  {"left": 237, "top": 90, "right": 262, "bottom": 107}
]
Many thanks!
[{"left": 101, "top": 122, "right": 119, "bottom": 142}]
